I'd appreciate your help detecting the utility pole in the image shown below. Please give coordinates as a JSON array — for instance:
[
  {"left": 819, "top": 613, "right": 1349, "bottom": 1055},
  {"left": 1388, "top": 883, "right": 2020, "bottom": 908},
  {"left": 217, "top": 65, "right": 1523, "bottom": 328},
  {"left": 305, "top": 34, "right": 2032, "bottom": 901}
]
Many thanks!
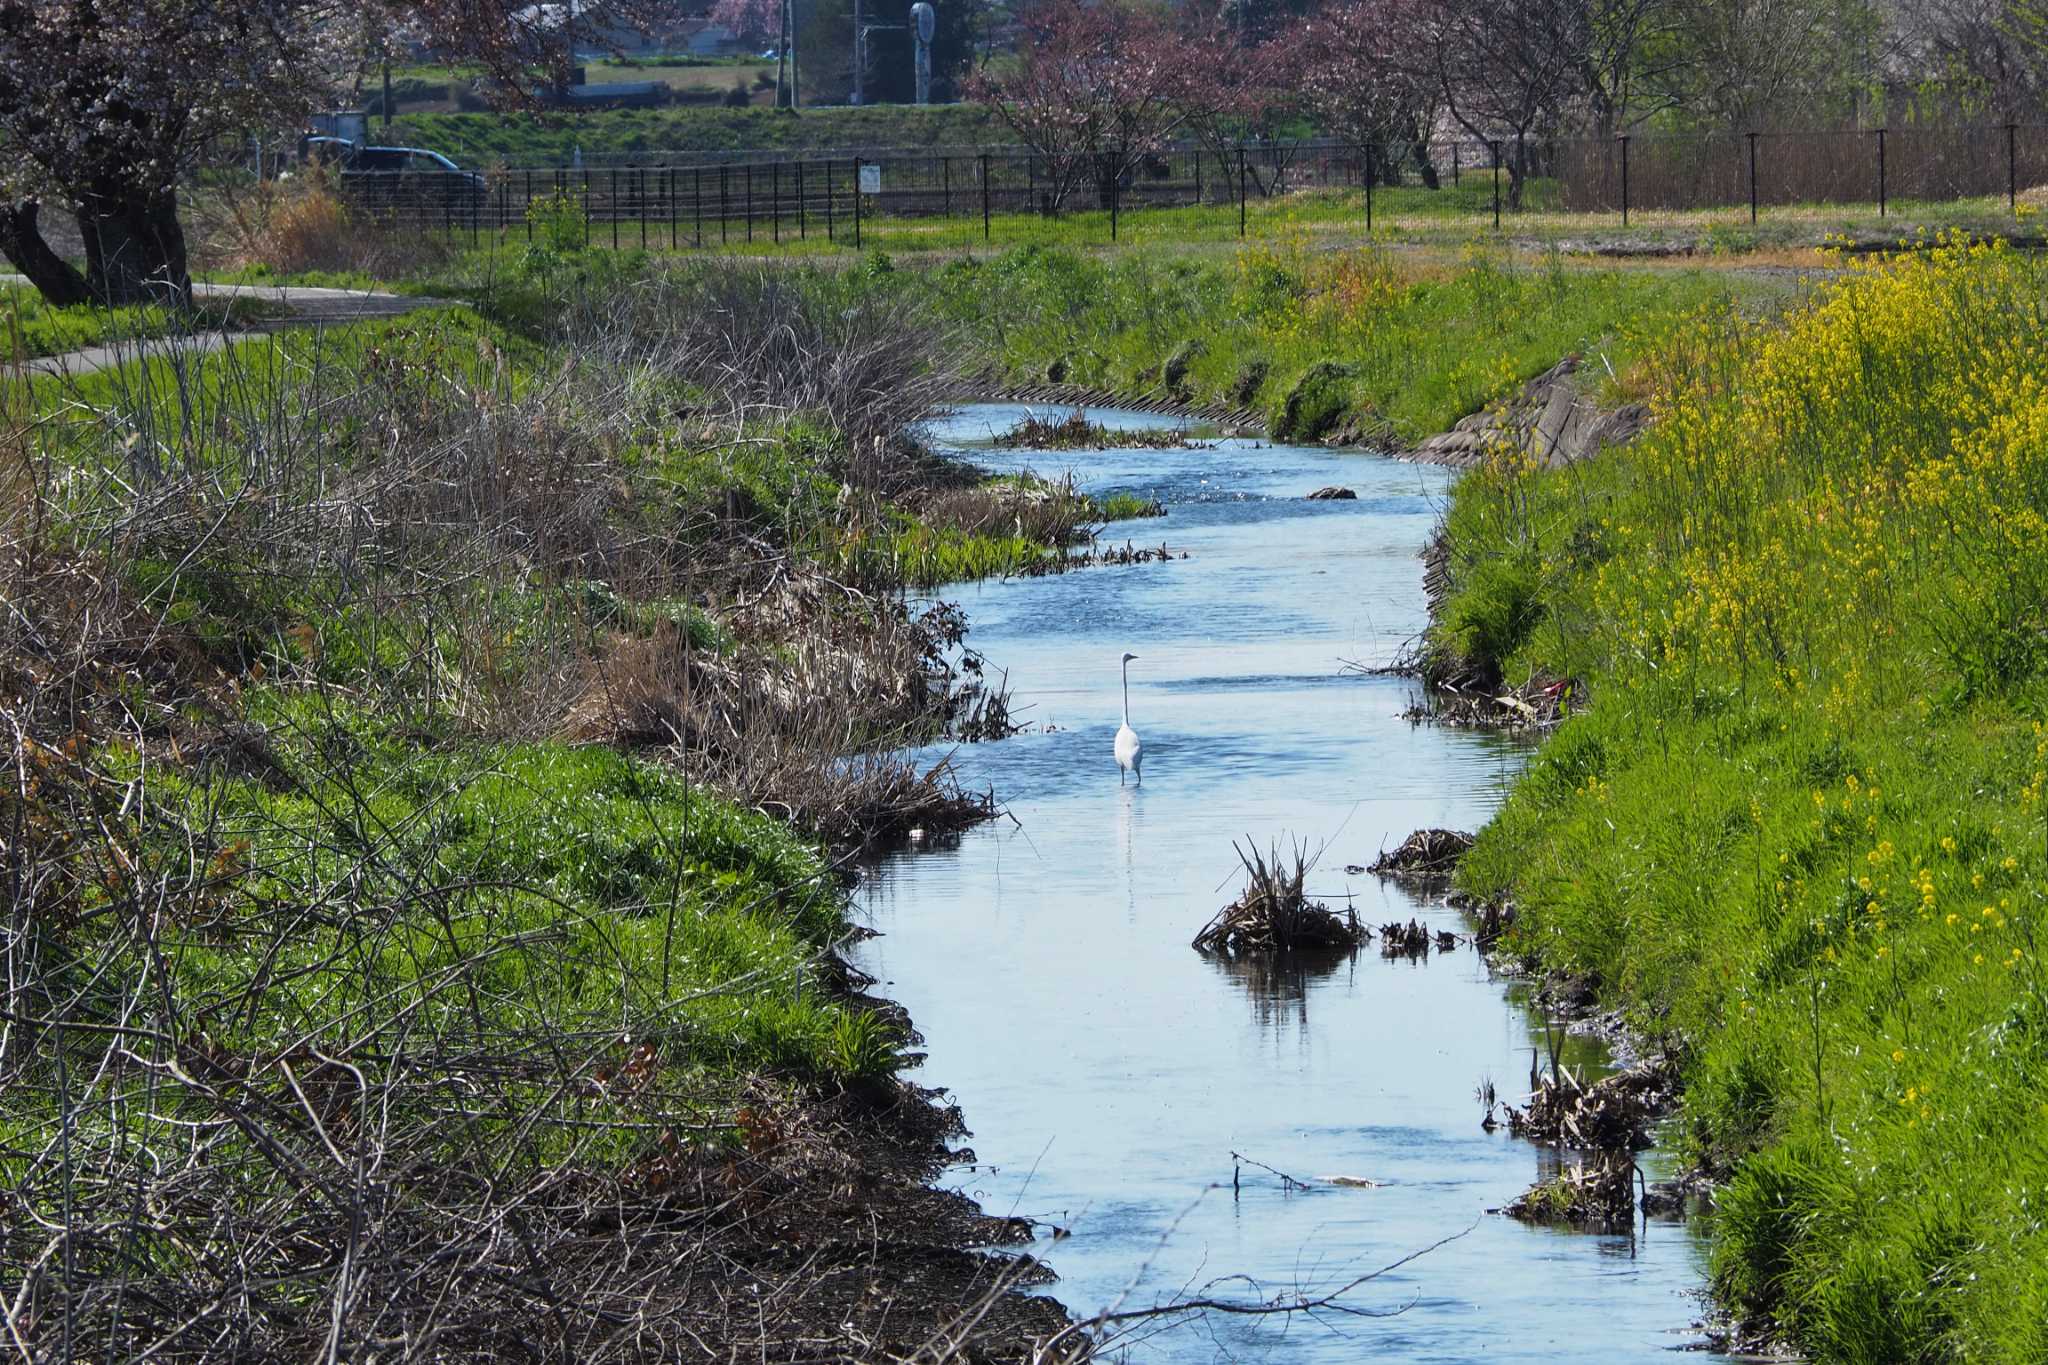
[{"left": 911, "top": 2, "right": 932, "bottom": 105}]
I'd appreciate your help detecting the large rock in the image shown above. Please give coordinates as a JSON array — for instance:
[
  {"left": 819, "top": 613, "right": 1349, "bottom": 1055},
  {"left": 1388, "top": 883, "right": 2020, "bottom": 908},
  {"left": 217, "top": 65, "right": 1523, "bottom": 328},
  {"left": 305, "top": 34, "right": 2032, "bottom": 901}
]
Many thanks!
[
  {"left": 1404, "top": 355, "right": 1648, "bottom": 470},
  {"left": 1306, "top": 486, "right": 1358, "bottom": 500}
]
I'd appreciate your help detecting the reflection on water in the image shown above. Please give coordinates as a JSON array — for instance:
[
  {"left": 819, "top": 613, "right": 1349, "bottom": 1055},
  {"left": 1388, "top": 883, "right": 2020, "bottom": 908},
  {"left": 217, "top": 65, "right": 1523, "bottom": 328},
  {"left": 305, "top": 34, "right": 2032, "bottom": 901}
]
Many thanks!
[
  {"left": 853, "top": 407, "right": 1715, "bottom": 1362},
  {"left": 1203, "top": 947, "right": 1362, "bottom": 1035}
]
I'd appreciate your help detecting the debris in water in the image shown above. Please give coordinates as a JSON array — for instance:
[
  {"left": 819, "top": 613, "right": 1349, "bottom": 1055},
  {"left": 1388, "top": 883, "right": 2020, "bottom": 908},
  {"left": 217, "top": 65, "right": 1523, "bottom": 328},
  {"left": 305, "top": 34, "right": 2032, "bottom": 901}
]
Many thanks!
[
  {"left": 1503, "top": 1057, "right": 1675, "bottom": 1151},
  {"left": 994, "top": 410, "right": 1207, "bottom": 451},
  {"left": 1450, "top": 891, "right": 1518, "bottom": 952},
  {"left": 1378, "top": 918, "right": 1434, "bottom": 959},
  {"left": 1369, "top": 828, "right": 1475, "bottom": 882},
  {"left": 1503, "top": 1150, "right": 1640, "bottom": 1231},
  {"left": 1193, "top": 838, "right": 1368, "bottom": 954}
]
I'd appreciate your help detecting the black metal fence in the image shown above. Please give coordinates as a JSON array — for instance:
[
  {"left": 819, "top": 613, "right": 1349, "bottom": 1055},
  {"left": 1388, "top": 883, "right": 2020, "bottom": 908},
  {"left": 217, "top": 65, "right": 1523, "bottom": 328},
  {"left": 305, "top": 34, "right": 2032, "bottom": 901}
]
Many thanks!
[{"left": 343, "top": 125, "right": 2048, "bottom": 249}]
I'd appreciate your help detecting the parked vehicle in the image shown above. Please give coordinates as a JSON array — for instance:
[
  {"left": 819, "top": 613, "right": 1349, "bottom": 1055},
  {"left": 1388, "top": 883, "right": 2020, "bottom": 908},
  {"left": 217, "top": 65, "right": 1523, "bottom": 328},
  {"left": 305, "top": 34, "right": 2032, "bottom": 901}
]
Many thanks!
[{"left": 301, "top": 135, "right": 490, "bottom": 216}]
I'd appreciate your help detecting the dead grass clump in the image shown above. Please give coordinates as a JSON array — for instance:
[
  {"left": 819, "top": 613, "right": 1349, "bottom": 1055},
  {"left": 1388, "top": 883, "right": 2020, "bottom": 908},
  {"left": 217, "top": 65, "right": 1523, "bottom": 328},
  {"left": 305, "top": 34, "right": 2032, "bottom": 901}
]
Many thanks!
[
  {"left": 1193, "top": 838, "right": 1367, "bottom": 954},
  {"left": 190, "top": 169, "right": 455, "bottom": 278},
  {"left": 565, "top": 263, "right": 957, "bottom": 477},
  {"left": 1378, "top": 919, "right": 1461, "bottom": 958},
  {"left": 1504, "top": 1150, "right": 1640, "bottom": 1230},
  {"left": 1499, "top": 1058, "right": 1675, "bottom": 1151},
  {"left": 914, "top": 475, "right": 1094, "bottom": 546},
  {"left": 562, "top": 580, "right": 1012, "bottom": 845},
  {"left": 1368, "top": 827, "right": 1474, "bottom": 882},
  {"left": 995, "top": 409, "right": 1203, "bottom": 450}
]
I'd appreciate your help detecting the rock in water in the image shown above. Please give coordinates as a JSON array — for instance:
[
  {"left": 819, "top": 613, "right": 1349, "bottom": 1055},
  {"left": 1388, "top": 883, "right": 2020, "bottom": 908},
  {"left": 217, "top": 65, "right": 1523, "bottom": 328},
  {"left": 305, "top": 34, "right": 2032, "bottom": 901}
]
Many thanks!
[{"left": 1306, "top": 486, "right": 1358, "bottom": 500}]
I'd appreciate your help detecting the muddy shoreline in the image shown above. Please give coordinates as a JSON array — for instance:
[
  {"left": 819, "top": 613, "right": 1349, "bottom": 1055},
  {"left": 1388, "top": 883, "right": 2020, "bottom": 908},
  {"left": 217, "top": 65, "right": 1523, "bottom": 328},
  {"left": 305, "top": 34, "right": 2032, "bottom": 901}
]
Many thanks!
[{"left": 664, "top": 944, "right": 1080, "bottom": 1361}]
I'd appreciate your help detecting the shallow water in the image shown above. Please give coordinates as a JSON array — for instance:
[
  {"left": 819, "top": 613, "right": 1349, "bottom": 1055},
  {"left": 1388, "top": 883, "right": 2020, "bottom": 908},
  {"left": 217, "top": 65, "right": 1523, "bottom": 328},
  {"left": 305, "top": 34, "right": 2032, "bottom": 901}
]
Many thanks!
[{"left": 853, "top": 406, "right": 1715, "bottom": 1362}]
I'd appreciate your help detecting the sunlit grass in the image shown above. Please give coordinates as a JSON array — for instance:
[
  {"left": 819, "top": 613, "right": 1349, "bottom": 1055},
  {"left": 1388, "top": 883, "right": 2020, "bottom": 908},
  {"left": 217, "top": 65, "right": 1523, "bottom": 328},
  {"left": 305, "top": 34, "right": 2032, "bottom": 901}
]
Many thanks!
[{"left": 1444, "top": 235, "right": 2048, "bottom": 1363}]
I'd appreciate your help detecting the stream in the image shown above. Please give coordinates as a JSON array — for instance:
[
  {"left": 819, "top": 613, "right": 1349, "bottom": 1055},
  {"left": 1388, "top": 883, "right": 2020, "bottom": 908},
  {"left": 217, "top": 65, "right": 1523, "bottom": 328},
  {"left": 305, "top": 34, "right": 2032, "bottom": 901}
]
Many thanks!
[{"left": 852, "top": 405, "right": 1717, "bottom": 1362}]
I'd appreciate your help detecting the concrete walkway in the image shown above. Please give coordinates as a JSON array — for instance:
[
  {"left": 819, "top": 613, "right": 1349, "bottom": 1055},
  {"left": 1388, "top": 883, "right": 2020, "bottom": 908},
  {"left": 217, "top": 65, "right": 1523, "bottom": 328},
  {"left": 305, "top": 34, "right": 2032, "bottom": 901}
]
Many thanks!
[{"left": 4, "top": 276, "right": 448, "bottom": 377}]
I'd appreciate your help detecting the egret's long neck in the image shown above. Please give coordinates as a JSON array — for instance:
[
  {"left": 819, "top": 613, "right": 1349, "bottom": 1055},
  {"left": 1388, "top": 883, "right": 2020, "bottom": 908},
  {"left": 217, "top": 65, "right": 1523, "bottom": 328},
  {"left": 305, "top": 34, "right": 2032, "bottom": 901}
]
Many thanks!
[{"left": 1121, "top": 661, "right": 1131, "bottom": 726}]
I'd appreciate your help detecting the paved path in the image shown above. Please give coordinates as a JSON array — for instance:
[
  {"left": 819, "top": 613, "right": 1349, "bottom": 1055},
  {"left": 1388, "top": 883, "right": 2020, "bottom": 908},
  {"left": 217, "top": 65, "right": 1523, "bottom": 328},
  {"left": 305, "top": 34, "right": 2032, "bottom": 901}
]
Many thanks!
[{"left": 4, "top": 277, "right": 448, "bottom": 378}]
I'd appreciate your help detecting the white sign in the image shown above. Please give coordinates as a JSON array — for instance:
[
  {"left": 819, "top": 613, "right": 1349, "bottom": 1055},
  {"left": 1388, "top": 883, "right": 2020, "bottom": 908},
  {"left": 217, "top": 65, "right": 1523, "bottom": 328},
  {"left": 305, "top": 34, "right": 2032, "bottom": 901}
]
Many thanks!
[{"left": 859, "top": 164, "right": 881, "bottom": 195}]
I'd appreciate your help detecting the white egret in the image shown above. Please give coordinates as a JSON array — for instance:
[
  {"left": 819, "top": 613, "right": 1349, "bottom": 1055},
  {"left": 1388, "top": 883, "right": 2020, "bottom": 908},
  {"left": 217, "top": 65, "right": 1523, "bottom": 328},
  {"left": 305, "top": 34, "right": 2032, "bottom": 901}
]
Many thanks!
[{"left": 1115, "top": 652, "right": 1143, "bottom": 784}]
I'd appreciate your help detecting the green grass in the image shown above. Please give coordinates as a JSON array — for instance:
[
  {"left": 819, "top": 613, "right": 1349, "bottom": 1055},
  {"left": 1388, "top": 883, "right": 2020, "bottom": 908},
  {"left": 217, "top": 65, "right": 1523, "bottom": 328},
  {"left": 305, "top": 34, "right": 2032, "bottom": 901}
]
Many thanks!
[
  {"left": 1092, "top": 491, "right": 1167, "bottom": 520},
  {"left": 385, "top": 103, "right": 1004, "bottom": 169},
  {"left": 916, "top": 240, "right": 1777, "bottom": 444},
  {"left": 1, "top": 285, "right": 278, "bottom": 360},
  {"left": 0, "top": 696, "right": 863, "bottom": 1203},
  {"left": 1441, "top": 237, "right": 2048, "bottom": 1362}
]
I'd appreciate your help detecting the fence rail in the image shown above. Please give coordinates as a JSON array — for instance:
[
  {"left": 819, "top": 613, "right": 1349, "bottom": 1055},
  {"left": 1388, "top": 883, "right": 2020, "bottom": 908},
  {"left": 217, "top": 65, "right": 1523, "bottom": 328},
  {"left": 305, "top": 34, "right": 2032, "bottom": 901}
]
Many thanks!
[{"left": 340, "top": 126, "right": 2048, "bottom": 248}]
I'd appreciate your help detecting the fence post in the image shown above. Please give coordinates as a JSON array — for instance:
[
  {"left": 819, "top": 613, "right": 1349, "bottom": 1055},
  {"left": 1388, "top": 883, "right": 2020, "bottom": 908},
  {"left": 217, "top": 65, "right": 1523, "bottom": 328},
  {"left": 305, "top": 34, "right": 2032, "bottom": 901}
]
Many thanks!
[
  {"left": 943, "top": 156, "right": 951, "bottom": 218},
  {"left": 668, "top": 167, "right": 677, "bottom": 248},
  {"left": 1110, "top": 161, "right": 1118, "bottom": 242},
  {"left": 581, "top": 169, "right": 590, "bottom": 248},
  {"left": 1238, "top": 147, "right": 1247, "bottom": 237},
  {"left": 694, "top": 167, "right": 703, "bottom": 247},
  {"left": 1365, "top": 143, "right": 1374, "bottom": 232},
  {"left": 1027, "top": 154, "right": 1036, "bottom": 214},
  {"left": 1876, "top": 128, "right": 1886, "bottom": 217},
  {"left": 745, "top": 163, "right": 754, "bottom": 243},
  {"left": 773, "top": 161, "right": 781, "bottom": 244},
  {"left": 825, "top": 160, "right": 835, "bottom": 242},
  {"left": 1747, "top": 131, "right": 1759, "bottom": 225},
  {"left": 525, "top": 170, "right": 534, "bottom": 241},
  {"left": 1620, "top": 136, "right": 1630, "bottom": 226},
  {"left": 2009, "top": 122, "right": 2019, "bottom": 212},
  {"left": 1195, "top": 150, "right": 1203, "bottom": 205},
  {"left": 852, "top": 158, "right": 862, "bottom": 250},
  {"left": 720, "top": 166, "right": 728, "bottom": 245},
  {"left": 981, "top": 153, "right": 991, "bottom": 242},
  {"left": 1491, "top": 141, "right": 1501, "bottom": 230},
  {"left": 610, "top": 168, "right": 618, "bottom": 250},
  {"left": 1452, "top": 141, "right": 1460, "bottom": 187},
  {"left": 798, "top": 160, "right": 807, "bottom": 239},
  {"left": 638, "top": 169, "right": 647, "bottom": 250}
]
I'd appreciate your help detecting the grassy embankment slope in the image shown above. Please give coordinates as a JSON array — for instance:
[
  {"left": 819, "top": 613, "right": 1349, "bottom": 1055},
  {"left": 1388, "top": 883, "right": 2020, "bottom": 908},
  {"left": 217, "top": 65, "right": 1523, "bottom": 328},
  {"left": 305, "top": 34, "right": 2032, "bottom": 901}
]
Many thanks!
[
  {"left": 690, "top": 182, "right": 2038, "bottom": 261},
  {"left": 916, "top": 240, "right": 1780, "bottom": 442},
  {"left": 1436, "top": 236, "right": 2048, "bottom": 1361},
  {"left": 386, "top": 103, "right": 1004, "bottom": 167}
]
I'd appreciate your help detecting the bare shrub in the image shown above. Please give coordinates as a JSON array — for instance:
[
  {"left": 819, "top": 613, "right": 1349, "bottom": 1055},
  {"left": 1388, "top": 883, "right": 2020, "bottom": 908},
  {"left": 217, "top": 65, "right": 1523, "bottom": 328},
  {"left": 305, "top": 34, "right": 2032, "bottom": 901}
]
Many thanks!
[
  {"left": 562, "top": 261, "right": 960, "bottom": 483},
  {"left": 187, "top": 169, "right": 457, "bottom": 279}
]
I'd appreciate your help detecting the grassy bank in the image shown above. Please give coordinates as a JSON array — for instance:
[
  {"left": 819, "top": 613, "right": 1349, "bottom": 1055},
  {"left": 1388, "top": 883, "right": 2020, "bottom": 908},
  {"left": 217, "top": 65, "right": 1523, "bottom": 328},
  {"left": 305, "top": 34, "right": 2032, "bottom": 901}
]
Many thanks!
[
  {"left": 1439, "top": 236, "right": 2048, "bottom": 1361},
  {"left": 0, "top": 253, "right": 1111, "bottom": 1355},
  {"left": 919, "top": 240, "right": 1778, "bottom": 443},
  {"left": 387, "top": 103, "right": 1004, "bottom": 167}
]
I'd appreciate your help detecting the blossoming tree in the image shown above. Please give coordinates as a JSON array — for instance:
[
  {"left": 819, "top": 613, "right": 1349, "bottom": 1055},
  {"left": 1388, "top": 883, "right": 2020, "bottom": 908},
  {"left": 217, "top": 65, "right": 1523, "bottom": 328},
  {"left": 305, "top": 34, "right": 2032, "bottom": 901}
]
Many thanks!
[{"left": 0, "top": 0, "right": 639, "bottom": 308}]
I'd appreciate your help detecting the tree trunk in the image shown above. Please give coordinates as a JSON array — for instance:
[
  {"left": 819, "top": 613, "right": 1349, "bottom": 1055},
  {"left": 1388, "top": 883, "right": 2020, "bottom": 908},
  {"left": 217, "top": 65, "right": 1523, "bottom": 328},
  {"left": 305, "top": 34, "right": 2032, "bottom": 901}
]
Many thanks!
[
  {"left": 78, "top": 186, "right": 192, "bottom": 308},
  {"left": 0, "top": 201, "right": 93, "bottom": 307},
  {"left": 1093, "top": 152, "right": 1119, "bottom": 211}
]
